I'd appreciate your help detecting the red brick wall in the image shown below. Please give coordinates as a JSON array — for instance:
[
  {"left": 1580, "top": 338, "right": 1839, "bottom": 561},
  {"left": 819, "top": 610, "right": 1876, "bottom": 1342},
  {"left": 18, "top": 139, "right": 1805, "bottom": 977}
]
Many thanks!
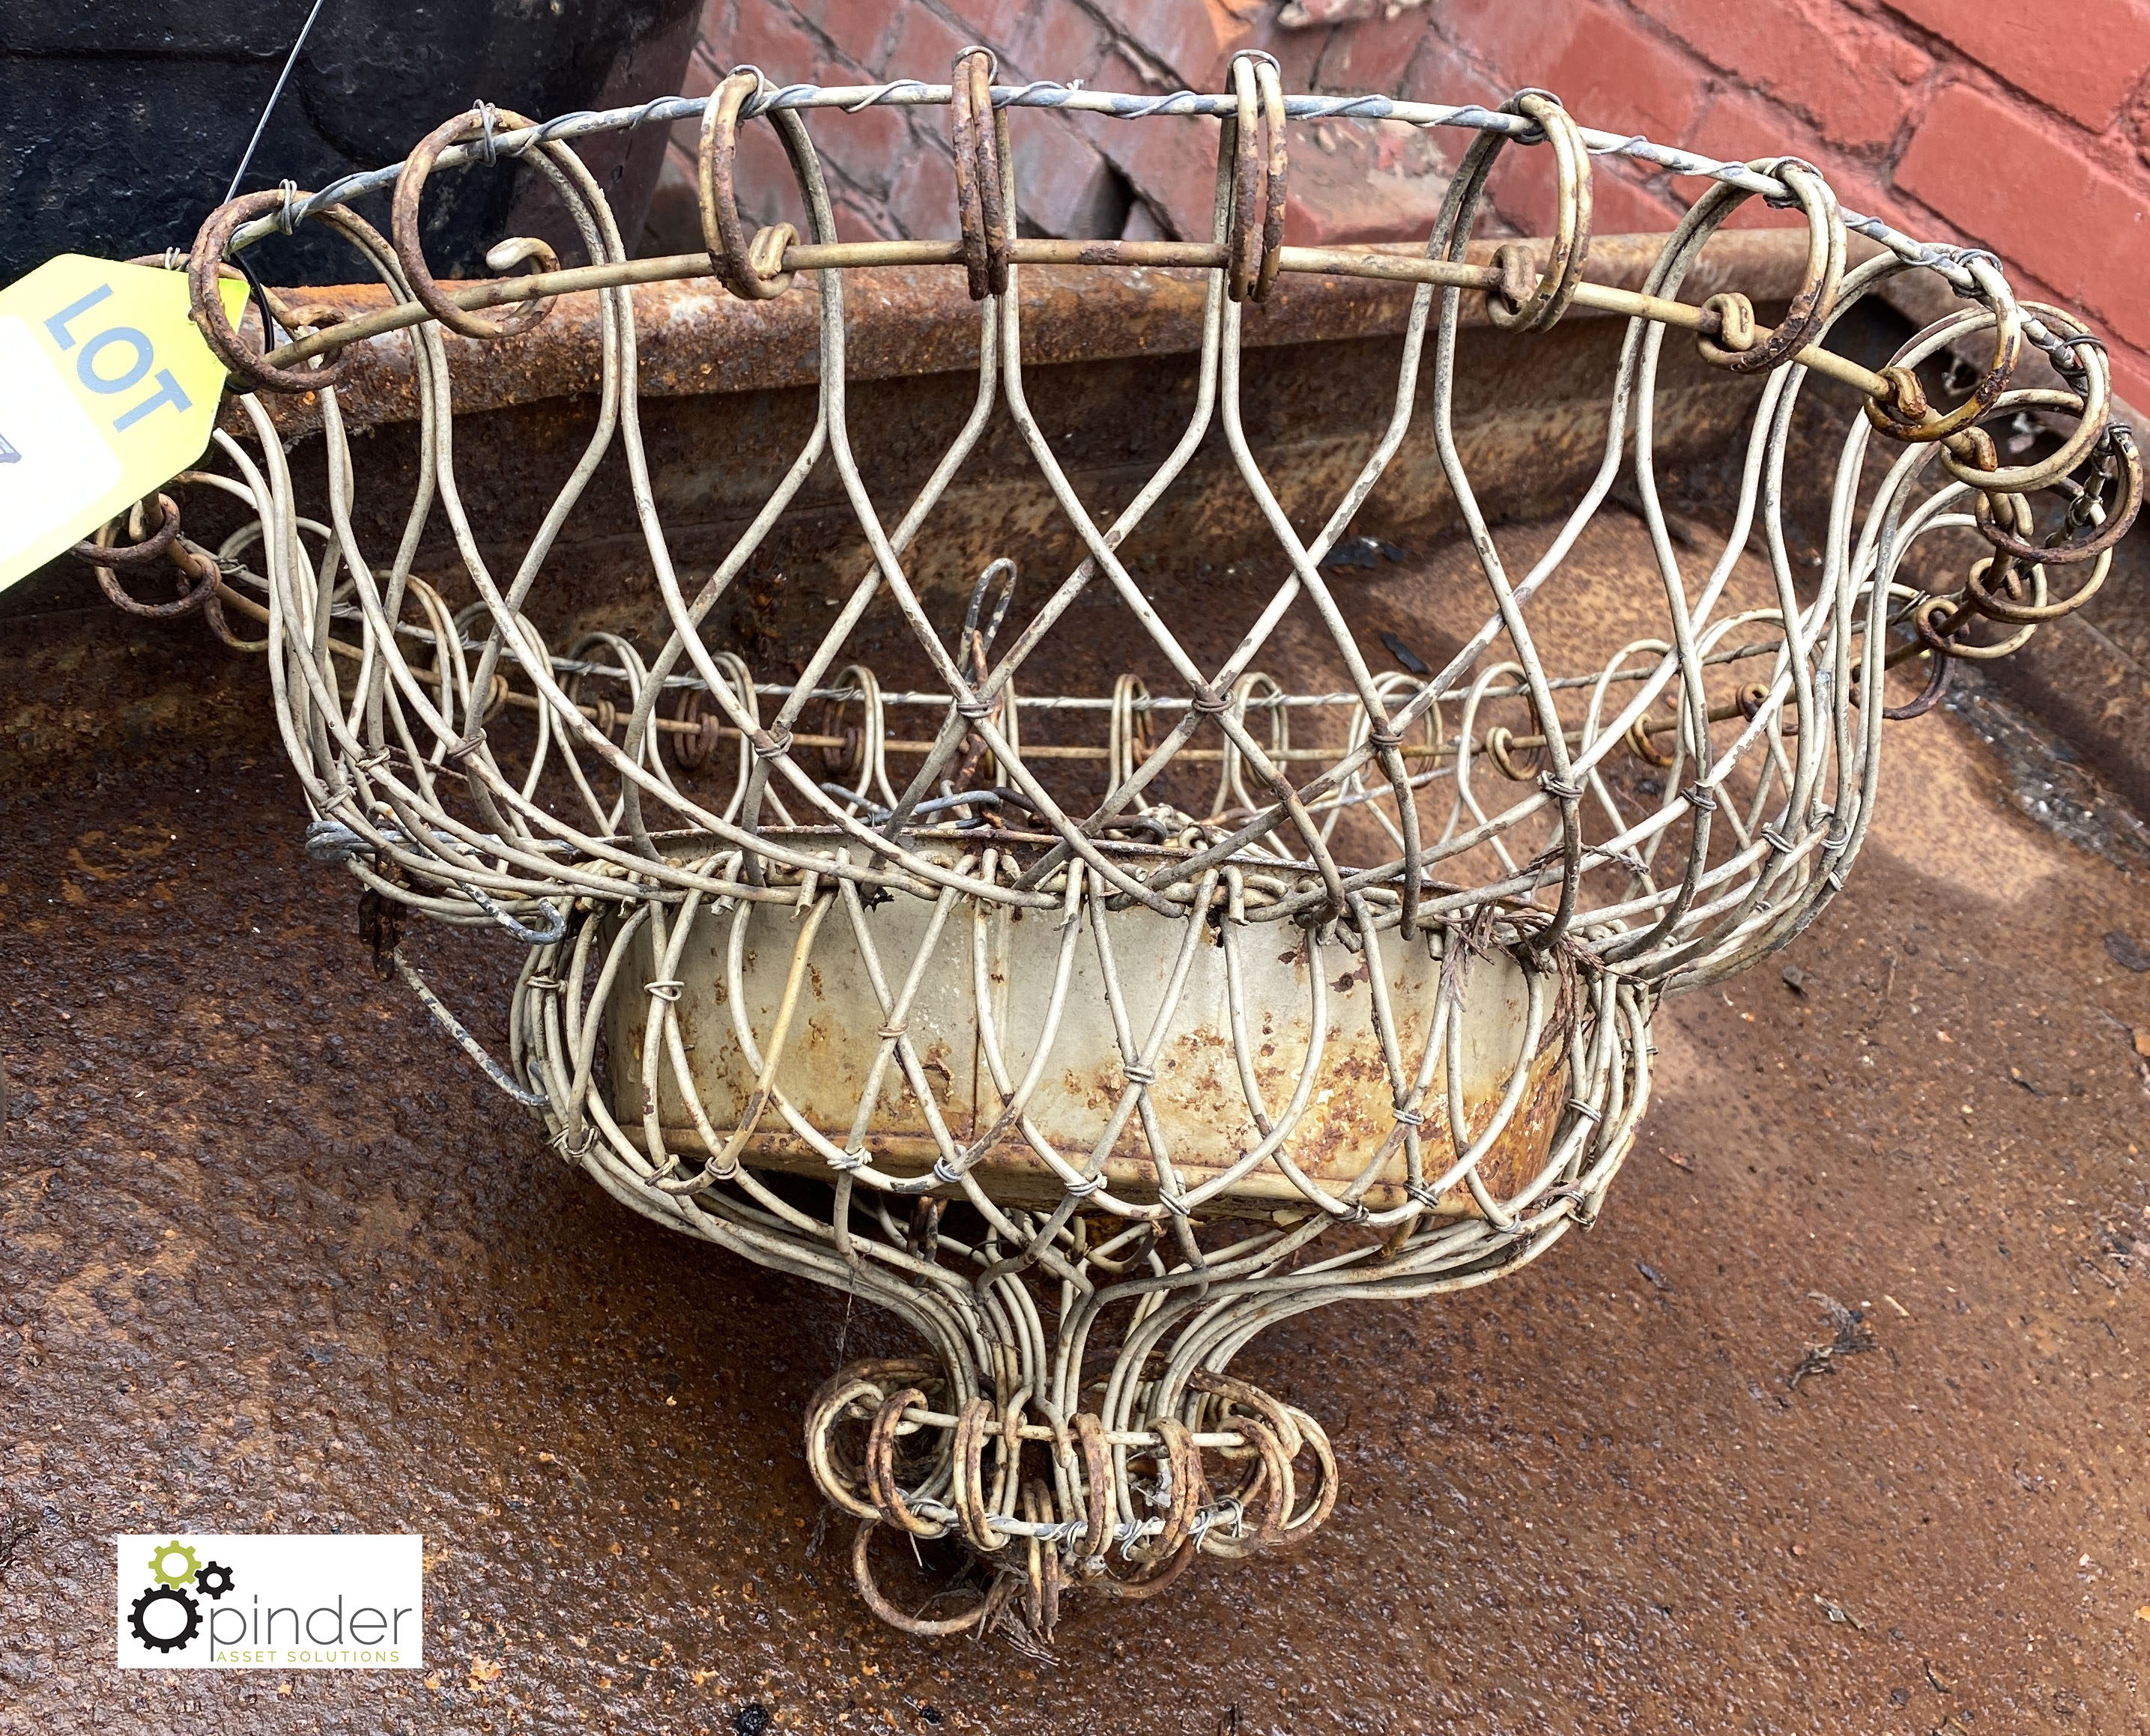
[{"left": 652, "top": 0, "right": 2150, "bottom": 404}]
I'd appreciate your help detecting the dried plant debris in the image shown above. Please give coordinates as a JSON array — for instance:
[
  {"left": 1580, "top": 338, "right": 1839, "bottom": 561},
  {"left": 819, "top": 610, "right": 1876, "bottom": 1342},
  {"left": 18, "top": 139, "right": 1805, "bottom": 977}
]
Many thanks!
[
  {"left": 1787, "top": 1292, "right": 1877, "bottom": 1392},
  {"left": 1812, "top": 1592, "right": 1871, "bottom": 1631}
]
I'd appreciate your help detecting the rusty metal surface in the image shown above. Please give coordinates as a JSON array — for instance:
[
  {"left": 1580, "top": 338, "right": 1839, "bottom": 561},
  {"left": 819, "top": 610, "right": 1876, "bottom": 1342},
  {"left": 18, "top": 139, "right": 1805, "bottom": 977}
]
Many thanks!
[
  {"left": 7, "top": 507, "right": 2149, "bottom": 1726},
  {"left": 608, "top": 894, "right": 1569, "bottom": 1215},
  {"left": 243, "top": 231, "right": 1841, "bottom": 435}
]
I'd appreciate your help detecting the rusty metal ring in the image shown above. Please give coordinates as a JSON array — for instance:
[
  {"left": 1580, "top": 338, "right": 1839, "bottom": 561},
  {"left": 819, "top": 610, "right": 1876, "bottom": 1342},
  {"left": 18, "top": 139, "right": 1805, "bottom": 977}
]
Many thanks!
[
  {"left": 1482, "top": 723, "right": 1542, "bottom": 782},
  {"left": 1432, "top": 88, "right": 1589, "bottom": 331},
  {"left": 803, "top": 1357, "right": 938, "bottom": 1520},
  {"left": 1734, "top": 683, "right": 1802, "bottom": 738},
  {"left": 1973, "top": 422, "right": 2140, "bottom": 568},
  {"left": 1012, "top": 1477, "right": 1061, "bottom": 1634},
  {"left": 187, "top": 192, "right": 350, "bottom": 394},
  {"left": 1863, "top": 261, "right": 2021, "bottom": 444},
  {"left": 1693, "top": 159, "right": 1844, "bottom": 375},
  {"left": 88, "top": 529, "right": 220, "bottom": 622},
  {"left": 1960, "top": 548, "right": 2104, "bottom": 628},
  {"left": 390, "top": 106, "right": 558, "bottom": 341},
  {"left": 1099, "top": 1532, "right": 1196, "bottom": 1600},
  {"left": 74, "top": 493, "right": 181, "bottom": 571},
  {"left": 1070, "top": 1410, "right": 1114, "bottom": 1564},
  {"left": 1277, "top": 1404, "right": 1339, "bottom": 1544},
  {"left": 849, "top": 1520, "right": 1010, "bottom": 1636},
  {"left": 1912, "top": 587, "right": 2038, "bottom": 664},
  {"left": 670, "top": 684, "right": 714, "bottom": 768},
  {"left": 1486, "top": 92, "right": 1592, "bottom": 333},
  {"left": 1187, "top": 1368, "right": 1303, "bottom": 1460},
  {"left": 1196, "top": 1415, "right": 1292, "bottom": 1558},
  {"left": 949, "top": 49, "right": 1011, "bottom": 300},
  {"left": 700, "top": 72, "right": 798, "bottom": 300},
  {"left": 1222, "top": 51, "right": 1287, "bottom": 304},
  {"left": 864, "top": 1386, "right": 948, "bottom": 1538},
  {"left": 1939, "top": 306, "right": 2110, "bottom": 494},
  {"left": 201, "top": 566, "right": 269, "bottom": 652},
  {"left": 1912, "top": 593, "right": 1964, "bottom": 661},
  {"left": 951, "top": 1394, "right": 1008, "bottom": 1553},
  {"left": 1852, "top": 641, "right": 1954, "bottom": 721},
  {"left": 1623, "top": 708, "right": 1677, "bottom": 768},
  {"left": 1865, "top": 363, "right": 1929, "bottom": 431},
  {"left": 1130, "top": 1415, "right": 1207, "bottom": 1565}
]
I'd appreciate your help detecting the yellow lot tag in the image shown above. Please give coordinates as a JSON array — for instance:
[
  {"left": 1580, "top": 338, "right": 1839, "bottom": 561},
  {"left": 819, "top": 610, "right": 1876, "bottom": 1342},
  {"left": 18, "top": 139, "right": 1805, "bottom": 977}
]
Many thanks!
[{"left": 0, "top": 255, "right": 249, "bottom": 594}]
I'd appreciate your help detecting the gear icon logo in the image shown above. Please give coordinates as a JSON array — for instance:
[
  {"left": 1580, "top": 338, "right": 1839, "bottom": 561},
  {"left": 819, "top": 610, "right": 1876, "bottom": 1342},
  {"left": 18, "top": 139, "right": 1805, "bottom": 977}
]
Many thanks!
[
  {"left": 128, "top": 1583, "right": 202, "bottom": 1654},
  {"left": 148, "top": 1540, "right": 201, "bottom": 1588},
  {"left": 126, "top": 1541, "right": 235, "bottom": 1656}
]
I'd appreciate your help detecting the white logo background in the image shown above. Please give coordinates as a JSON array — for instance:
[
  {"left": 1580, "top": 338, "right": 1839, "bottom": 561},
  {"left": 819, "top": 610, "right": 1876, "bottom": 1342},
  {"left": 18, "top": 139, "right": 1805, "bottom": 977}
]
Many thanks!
[{"left": 116, "top": 1534, "right": 424, "bottom": 1669}]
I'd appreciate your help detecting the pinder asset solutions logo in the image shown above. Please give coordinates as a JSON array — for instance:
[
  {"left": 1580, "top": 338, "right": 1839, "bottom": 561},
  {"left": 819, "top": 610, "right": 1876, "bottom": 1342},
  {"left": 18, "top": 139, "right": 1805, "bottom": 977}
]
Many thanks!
[{"left": 117, "top": 1535, "right": 423, "bottom": 1669}]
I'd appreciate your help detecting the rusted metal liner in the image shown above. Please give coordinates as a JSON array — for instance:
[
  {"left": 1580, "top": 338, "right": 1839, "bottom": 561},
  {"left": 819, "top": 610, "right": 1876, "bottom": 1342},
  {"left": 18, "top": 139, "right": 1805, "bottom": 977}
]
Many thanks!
[
  {"left": 605, "top": 887, "right": 1569, "bottom": 1216},
  {"left": 249, "top": 231, "right": 1843, "bottom": 437}
]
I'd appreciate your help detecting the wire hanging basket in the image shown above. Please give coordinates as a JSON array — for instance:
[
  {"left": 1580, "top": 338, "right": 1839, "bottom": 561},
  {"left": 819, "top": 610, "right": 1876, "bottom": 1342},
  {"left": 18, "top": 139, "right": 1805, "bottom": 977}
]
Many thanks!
[{"left": 89, "top": 50, "right": 2137, "bottom": 1636}]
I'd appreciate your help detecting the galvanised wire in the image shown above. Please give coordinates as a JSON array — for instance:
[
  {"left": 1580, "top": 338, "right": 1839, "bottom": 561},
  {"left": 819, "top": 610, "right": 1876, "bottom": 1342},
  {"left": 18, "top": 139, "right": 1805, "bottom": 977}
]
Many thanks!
[{"left": 85, "top": 52, "right": 2137, "bottom": 1637}]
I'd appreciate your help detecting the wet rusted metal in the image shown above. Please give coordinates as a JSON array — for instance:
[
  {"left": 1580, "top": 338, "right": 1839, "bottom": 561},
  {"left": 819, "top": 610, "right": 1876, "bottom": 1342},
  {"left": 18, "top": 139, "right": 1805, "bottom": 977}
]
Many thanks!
[{"left": 7, "top": 556, "right": 2145, "bottom": 1724}]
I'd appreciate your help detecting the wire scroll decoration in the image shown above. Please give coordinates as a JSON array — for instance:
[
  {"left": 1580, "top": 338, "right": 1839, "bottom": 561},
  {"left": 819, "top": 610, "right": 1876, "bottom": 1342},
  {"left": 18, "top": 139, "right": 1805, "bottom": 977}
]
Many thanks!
[{"left": 86, "top": 52, "right": 2137, "bottom": 1636}]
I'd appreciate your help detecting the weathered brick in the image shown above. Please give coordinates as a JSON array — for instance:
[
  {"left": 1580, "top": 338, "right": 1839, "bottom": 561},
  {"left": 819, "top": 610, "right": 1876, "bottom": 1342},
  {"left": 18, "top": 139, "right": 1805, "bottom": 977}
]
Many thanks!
[
  {"left": 1470, "top": 138, "right": 1680, "bottom": 240},
  {"left": 1575, "top": 161, "right": 1684, "bottom": 237},
  {"left": 885, "top": 135, "right": 963, "bottom": 239},
  {"left": 930, "top": 0, "right": 1023, "bottom": 54},
  {"left": 1429, "top": 0, "right": 1705, "bottom": 146},
  {"left": 679, "top": 45, "right": 723, "bottom": 99},
  {"left": 1895, "top": 81, "right": 2150, "bottom": 350},
  {"left": 880, "top": 1, "right": 975, "bottom": 81},
  {"left": 2110, "top": 344, "right": 2150, "bottom": 415},
  {"left": 1246, "top": 13, "right": 1329, "bottom": 92},
  {"left": 1630, "top": 0, "right": 1929, "bottom": 151},
  {"left": 790, "top": 0, "right": 897, "bottom": 72},
  {"left": 1281, "top": 0, "right": 1383, "bottom": 23},
  {"left": 1121, "top": 197, "right": 1170, "bottom": 242},
  {"left": 1076, "top": 49, "right": 1229, "bottom": 237},
  {"left": 1005, "top": 0, "right": 1113, "bottom": 81},
  {"left": 724, "top": 0, "right": 826, "bottom": 84},
  {"left": 730, "top": 109, "right": 815, "bottom": 231},
  {"left": 829, "top": 180, "right": 902, "bottom": 240},
  {"left": 814, "top": 100, "right": 914, "bottom": 200},
  {"left": 1283, "top": 119, "right": 1450, "bottom": 243},
  {"left": 1679, "top": 84, "right": 1895, "bottom": 234},
  {"left": 1083, "top": 0, "right": 1255, "bottom": 88},
  {"left": 1285, "top": 175, "right": 1448, "bottom": 246},
  {"left": 1009, "top": 115, "right": 1128, "bottom": 237},
  {"left": 1888, "top": 0, "right": 2150, "bottom": 132},
  {"left": 1312, "top": 10, "right": 1438, "bottom": 97}
]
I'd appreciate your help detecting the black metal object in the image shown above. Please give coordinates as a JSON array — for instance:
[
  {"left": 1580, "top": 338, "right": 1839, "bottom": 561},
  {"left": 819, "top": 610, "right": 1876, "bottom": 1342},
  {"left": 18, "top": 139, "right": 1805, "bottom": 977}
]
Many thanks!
[{"left": 0, "top": 0, "right": 698, "bottom": 288}]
